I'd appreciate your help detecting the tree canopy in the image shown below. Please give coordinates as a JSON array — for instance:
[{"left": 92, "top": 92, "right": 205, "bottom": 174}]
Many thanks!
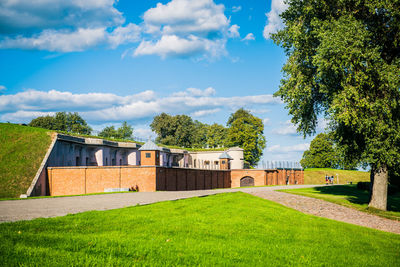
[
  {"left": 226, "top": 108, "right": 266, "bottom": 168},
  {"left": 300, "top": 133, "right": 358, "bottom": 169},
  {"left": 273, "top": 0, "right": 400, "bottom": 210},
  {"left": 150, "top": 109, "right": 266, "bottom": 167},
  {"left": 98, "top": 122, "right": 134, "bottom": 139},
  {"left": 29, "top": 112, "right": 92, "bottom": 135}
]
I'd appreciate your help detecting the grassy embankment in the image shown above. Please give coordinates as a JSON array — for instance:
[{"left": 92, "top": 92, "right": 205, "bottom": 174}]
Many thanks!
[
  {"left": 281, "top": 185, "right": 400, "bottom": 221},
  {"left": 0, "top": 123, "right": 52, "bottom": 198},
  {"left": 304, "top": 168, "right": 369, "bottom": 184},
  {"left": 1, "top": 192, "right": 399, "bottom": 266}
]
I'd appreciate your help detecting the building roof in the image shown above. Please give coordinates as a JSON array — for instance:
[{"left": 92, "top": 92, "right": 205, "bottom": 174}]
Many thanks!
[
  {"left": 138, "top": 139, "right": 162, "bottom": 151},
  {"left": 219, "top": 151, "right": 233, "bottom": 160}
]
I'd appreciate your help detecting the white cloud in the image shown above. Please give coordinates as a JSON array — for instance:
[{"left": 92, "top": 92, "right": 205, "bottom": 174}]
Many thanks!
[
  {"left": 267, "top": 143, "right": 310, "bottom": 153},
  {"left": 0, "top": 87, "right": 282, "bottom": 123},
  {"left": 108, "top": 23, "right": 141, "bottom": 48},
  {"left": 263, "top": 118, "right": 270, "bottom": 125},
  {"left": 232, "top": 6, "right": 242, "bottom": 13},
  {"left": 135, "top": 0, "right": 236, "bottom": 59},
  {"left": 0, "top": 0, "right": 140, "bottom": 52},
  {"left": 0, "top": 28, "right": 107, "bottom": 52},
  {"left": 191, "top": 108, "right": 221, "bottom": 117},
  {"left": 134, "top": 34, "right": 224, "bottom": 59},
  {"left": 263, "top": 0, "right": 288, "bottom": 39},
  {"left": 227, "top": 25, "right": 240, "bottom": 38},
  {"left": 0, "top": 0, "right": 123, "bottom": 35},
  {"left": 0, "top": 85, "right": 5, "bottom": 91},
  {"left": 272, "top": 120, "right": 298, "bottom": 135},
  {"left": 241, "top": 33, "right": 255, "bottom": 41}
]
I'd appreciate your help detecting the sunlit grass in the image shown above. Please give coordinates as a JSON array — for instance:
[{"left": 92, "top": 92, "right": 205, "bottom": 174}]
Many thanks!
[{"left": 1, "top": 192, "right": 399, "bottom": 266}]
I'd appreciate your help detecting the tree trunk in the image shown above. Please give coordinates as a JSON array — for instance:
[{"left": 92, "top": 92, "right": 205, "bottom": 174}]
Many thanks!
[
  {"left": 368, "top": 164, "right": 374, "bottom": 202},
  {"left": 368, "top": 165, "right": 388, "bottom": 211}
]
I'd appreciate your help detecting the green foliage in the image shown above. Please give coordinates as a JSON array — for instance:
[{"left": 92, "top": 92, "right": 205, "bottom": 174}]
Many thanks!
[
  {"left": 301, "top": 133, "right": 337, "bottom": 168},
  {"left": 150, "top": 113, "right": 196, "bottom": 147},
  {"left": 1, "top": 193, "right": 399, "bottom": 266},
  {"left": 0, "top": 123, "right": 52, "bottom": 198},
  {"left": 98, "top": 121, "right": 133, "bottom": 139},
  {"left": 273, "top": 0, "right": 400, "bottom": 171},
  {"left": 301, "top": 133, "right": 359, "bottom": 169},
  {"left": 282, "top": 185, "right": 400, "bottom": 220},
  {"left": 29, "top": 112, "right": 92, "bottom": 135},
  {"left": 206, "top": 123, "right": 228, "bottom": 148},
  {"left": 226, "top": 108, "right": 266, "bottom": 168},
  {"left": 150, "top": 109, "right": 266, "bottom": 166}
]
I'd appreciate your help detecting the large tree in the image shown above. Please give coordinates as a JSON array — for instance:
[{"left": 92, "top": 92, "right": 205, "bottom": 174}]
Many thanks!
[
  {"left": 150, "top": 113, "right": 196, "bottom": 147},
  {"left": 273, "top": 0, "right": 400, "bottom": 210},
  {"left": 226, "top": 108, "right": 266, "bottom": 168}
]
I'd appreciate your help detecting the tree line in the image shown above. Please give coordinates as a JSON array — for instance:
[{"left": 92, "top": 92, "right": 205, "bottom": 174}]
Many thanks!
[{"left": 28, "top": 108, "right": 266, "bottom": 168}]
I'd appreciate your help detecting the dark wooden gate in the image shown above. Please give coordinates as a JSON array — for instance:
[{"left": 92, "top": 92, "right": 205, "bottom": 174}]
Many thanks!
[{"left": 240, "top": 176, "right": 254, "bottom": 187}]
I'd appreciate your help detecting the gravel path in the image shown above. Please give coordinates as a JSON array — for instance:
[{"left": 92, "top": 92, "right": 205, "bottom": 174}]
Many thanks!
[
  {"left": 251, "top": 190, "right": 400, "bottom": 234},
  {"left": 1, "top": 185, "right": 399, "bottom": 235}
]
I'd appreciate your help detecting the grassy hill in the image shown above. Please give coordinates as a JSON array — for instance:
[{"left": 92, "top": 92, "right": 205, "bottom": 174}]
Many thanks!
[
  {"left": 304, "top": 168, "right": 370, "bottom": 184},
  {"left": 0, "top": 123, "right": 53, "bottom": 198}
]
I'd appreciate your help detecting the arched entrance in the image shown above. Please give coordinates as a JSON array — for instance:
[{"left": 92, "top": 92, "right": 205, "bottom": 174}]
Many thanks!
[{"left": 240, "top": 176, "right": 255, "bottom": 187}]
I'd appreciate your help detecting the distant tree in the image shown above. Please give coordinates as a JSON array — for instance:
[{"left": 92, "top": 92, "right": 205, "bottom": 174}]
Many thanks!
[
  {"left": 150, "top": 113, "right": 195, "bottom": 147},
  {"left": 29, "top": 115, "right": 55, "bottom": 130},
  {"left": 207, "top": 123, "right": 227, "bottom": 148},
  {"left": 192, "top": 121, "right": 208, "bottom": 148},
  {"left": 300, "top": 133, "right": 337, "bottom": 168},
  {"left": 117, "top": 121, "right": 133, "bottom": 139},
  {"left": 226, "top": 108, "right": 266, "bottom": 168},
  {"left": 29, "top": 112, "right": 92, "bottom": 134},
  {"left": 98, "top": 122, "right": 134, "bottom": 139},
  {"left": 98, "top": 126, "right": 119, "bottom": 138}
]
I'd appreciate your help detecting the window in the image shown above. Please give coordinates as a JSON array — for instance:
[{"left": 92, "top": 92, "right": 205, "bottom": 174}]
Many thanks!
[
  {"left": 146, "top": 153, "right": 151, "bottom": 158},
  {"left": 222, "top": 160, "right": 226, "bottom": 164},
  {"left": 214, "top": 161, "right": 219, "bottom": 165},
  {"left": 204, "top": 160, "right": 210, "bottom": 165}
]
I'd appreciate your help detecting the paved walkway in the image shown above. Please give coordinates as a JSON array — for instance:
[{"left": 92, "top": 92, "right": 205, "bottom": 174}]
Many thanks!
[{"left": 1, "top": 185, "right": 399, "bottom": 234}]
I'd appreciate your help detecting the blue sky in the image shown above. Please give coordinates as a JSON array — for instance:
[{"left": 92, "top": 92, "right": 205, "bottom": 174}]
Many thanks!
[{"left": 0, "top": 0, "right": 325, "bottom": 164}]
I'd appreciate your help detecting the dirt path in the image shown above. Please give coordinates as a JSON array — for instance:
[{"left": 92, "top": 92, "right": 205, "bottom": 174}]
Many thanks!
[{"left": 1, "top": 185, "right": 399, "bottom": 234}]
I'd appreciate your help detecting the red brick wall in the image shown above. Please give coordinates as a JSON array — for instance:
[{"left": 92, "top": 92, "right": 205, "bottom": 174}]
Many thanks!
[
  {"left": 48, "top": 166, "right": 157, "bottom": 196},
  {"left": 47, "top": 166, "right": 303, "bottom": 196}
]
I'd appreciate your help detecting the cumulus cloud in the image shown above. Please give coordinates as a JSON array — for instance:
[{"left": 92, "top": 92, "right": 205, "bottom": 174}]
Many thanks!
[
  {"left": 263, "top": 0, "right": 288, "bottom": 39},
  {"left": 272, "top": 120, "right": 298, "bottom": 135},
  {"left": 0, "top": 87, "right": 282, "bottom": 123},
  {"left": 241, "top": 33, "right": 255, "bottom": 41},
  {"left": 135, "top": 0, "right": 237, "bottom": 59},
  {"left": 0, "top": 0, "right": 141, "bottom": 52},
  {"left": 0, "top": 0, "right": 239, "bottom": 58}
]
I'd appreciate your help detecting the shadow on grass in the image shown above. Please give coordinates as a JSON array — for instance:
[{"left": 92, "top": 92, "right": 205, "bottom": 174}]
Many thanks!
[{"left": 313, "top": 185, "right": 400, "bottom": 212}]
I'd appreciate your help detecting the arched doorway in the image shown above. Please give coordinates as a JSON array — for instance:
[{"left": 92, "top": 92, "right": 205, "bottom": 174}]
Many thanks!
[{"left": 240, "top": 176, "right": 255, "bottom": 187}]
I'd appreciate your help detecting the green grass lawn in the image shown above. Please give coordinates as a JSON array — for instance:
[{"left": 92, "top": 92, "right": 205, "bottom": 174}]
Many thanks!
[
  {"left": 0, "top": 123, "right": 52, "bottom": 198},
  {"left": 304, "top": 168, "right": 370, "bottom": 184},
  {"left": 1, "top": 192, "right": 399, "bottom": 266},
  {"left": 281, "top": 185, "right": 400, "bottom": 221}
]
